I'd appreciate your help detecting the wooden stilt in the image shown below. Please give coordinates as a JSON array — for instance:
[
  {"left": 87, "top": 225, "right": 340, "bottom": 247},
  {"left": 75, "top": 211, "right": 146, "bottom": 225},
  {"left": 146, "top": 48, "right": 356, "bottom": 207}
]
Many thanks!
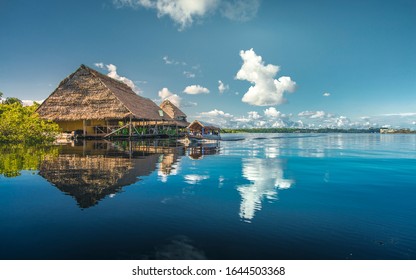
[{"left": 129, "top": 114, "right": 132, "bottom": 137}]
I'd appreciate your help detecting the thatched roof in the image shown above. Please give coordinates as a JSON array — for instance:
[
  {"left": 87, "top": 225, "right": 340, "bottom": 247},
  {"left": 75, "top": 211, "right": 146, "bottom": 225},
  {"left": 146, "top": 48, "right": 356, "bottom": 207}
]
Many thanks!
[
  {"left": 188, "top": 120, "right": 220, "bottom": 131},
  {"left": 36, "top": 64, "right": 172, "bottom": 122},
  {"left": 160, "top": 99, "right": 189, "bottom": 127}
]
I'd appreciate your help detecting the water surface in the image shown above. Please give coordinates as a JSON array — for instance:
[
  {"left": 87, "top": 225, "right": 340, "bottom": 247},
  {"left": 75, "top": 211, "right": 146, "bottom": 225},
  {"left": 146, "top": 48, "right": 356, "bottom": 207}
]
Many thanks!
[{"left": 1, "top": 134, "right": 415, "bottom": 259}]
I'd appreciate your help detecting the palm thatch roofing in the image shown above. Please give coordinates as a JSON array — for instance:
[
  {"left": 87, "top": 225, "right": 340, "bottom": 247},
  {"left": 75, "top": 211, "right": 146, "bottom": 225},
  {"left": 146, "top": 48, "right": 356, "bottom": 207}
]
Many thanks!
[
  {"left": 36, "top": 64, "right": 172, "bottom": 122},
  {"left": 160, "top": 99, "right": 189, "bottom": 127},
  {"left": 188, "top": 120, "right": 220, "bottom": 132}
]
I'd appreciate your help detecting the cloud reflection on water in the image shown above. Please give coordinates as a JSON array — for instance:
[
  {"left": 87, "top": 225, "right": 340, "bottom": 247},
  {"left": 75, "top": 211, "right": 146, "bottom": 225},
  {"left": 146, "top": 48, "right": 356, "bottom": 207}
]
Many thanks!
[{"left": 237, "top": 155, "right": 294, "bottom": 222}]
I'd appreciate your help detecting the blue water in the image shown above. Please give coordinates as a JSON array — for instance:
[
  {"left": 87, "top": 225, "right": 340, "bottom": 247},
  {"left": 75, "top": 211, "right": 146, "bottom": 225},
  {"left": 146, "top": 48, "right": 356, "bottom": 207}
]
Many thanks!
[{"left": 1, "top": 134, "right": 415, "bottom": 259}]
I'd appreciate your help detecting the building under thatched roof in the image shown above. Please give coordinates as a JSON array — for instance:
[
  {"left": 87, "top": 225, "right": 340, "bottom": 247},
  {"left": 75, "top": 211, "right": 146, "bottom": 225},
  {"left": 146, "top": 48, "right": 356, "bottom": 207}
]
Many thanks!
[
  {"left": 188, "top": 120, "right": 220, "bottom": 135},
  {"left": 160, "top": 99, "right": 189, "bottom": 128},
  {"left": 36, "top": 64, "right": 173, "bottom": 137}
]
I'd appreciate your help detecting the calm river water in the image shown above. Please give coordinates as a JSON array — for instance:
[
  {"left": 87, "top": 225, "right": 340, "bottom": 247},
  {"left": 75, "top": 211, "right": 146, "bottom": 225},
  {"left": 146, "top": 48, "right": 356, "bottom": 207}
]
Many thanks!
[{"left": 1, "top": 133, "right": 415, "bottom": 259}]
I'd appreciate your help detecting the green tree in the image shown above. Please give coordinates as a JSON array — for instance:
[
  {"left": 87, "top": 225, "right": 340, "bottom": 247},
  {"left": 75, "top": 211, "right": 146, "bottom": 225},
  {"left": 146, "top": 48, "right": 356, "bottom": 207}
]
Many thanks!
[
  {"left": 0, "top": 102, "right": 60, "bottom": 144},
  {"left": 4, "top": 97, "right": 22, "bottom": 105}
]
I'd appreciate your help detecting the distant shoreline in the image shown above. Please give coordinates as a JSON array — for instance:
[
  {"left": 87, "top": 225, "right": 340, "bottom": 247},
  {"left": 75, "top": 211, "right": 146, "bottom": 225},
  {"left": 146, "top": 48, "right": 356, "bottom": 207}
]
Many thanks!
[{"left": 221, "top": 128, "right": 416, "bottom": 134}]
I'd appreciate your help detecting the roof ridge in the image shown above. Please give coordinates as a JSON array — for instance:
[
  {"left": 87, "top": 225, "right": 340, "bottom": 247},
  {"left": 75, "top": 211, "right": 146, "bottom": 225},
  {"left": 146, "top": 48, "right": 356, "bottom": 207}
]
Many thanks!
[
  {"left": 160, "top": 98, "right": 186, "bottom": 117},
  {"left": 85, "top": 65, "right": 134, "bottom": 117}
]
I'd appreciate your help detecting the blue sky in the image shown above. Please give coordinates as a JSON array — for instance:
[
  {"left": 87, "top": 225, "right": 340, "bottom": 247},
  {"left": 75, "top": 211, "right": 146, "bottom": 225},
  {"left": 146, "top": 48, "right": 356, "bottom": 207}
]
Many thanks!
[{"left": 1, "top": 0, "right": 415, "bottom": 128}]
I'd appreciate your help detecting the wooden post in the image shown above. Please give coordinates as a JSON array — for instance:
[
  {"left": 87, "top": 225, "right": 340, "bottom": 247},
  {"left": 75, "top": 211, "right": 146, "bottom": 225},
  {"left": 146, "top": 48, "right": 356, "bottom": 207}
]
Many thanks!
[
  {"left": 129, "top": 114, "right": 132, "bottom": 137},
  {"left": 83, "top": 120, "right": 86, "bottom": 136}
]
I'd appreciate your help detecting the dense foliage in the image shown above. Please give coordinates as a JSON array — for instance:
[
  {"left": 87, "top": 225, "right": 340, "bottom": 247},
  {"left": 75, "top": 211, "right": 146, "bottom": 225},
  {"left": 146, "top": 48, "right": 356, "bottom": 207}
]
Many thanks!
[{"left": 0, "top": 102, "right": 60, "bottom": 143}]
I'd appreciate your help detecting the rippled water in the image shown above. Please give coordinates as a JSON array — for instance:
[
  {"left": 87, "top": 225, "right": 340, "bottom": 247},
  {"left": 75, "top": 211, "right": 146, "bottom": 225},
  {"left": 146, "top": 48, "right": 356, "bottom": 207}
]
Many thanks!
[{"left": 1, "top": 134, "right": 415, "bottom": 259}]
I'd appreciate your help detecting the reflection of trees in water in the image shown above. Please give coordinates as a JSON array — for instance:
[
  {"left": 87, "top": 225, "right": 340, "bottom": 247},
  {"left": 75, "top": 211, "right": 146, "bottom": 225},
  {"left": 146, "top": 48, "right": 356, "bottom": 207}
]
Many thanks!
[
  {"left": 0, "top": 144, "right": 59, "bottom": 177},
  {"left": 2, "top": 140, "right": 220, "bottom": 208},
  {"left": 238, "top": 157, "right": 294, "bottom": 222}
]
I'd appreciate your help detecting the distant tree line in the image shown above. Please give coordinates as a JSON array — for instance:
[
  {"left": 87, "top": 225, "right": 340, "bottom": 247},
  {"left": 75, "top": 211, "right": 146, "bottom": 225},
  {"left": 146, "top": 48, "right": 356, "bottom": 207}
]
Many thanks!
[{"left": 221, "top": 127, "right": 386, "bottom": 134}]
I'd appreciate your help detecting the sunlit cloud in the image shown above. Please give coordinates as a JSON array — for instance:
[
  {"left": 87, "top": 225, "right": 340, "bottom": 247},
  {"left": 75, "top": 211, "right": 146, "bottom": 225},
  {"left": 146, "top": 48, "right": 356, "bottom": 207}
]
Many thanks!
[
  {"left": 323, "top": 92, "right": 331, "bottom": 97},
  {"left": 114, "top": 0, "right": 218, "bottom": 30},
  {"left": 158, "top": 87, "right": 182, "bottom": 107},
  {"left": 184, "top": 85, "right": 210, "bottom": 95},
  {"left": 114, "top": 0, "right": 260, "bottom": 30},
  {"left": 298, "top": 110, "right": 328, "bottom": 119},
  {"left": 236, "top": 48, "right": 296, "bottom": 106},
  {"left": 95, "top": 62, "right": 140, "bottom": 94},
  {"left": 22, "top": 100, "right": 44, "bottom": 106},
  {"left": 201, "top": 109, "right": 233, "bottom": 118},
  {"left": 264, "top": 107, "right": 282, "bottom": 118},
  {"left": 218, "top": 80, "right": 229, "bottom": 94}
]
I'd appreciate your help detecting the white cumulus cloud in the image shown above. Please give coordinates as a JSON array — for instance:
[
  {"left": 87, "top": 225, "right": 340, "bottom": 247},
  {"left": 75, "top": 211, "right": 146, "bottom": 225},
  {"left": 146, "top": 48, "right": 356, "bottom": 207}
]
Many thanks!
[
  {"left": 183, "top": 85, "right": 210, "bottom": 95},
  {"left": 264, "top": 107, "right": 282, "bottom": 118},
  {"left": 158, "top": 87, "right": 182, "bottom": 107},
  {"left": 95, "top": 62, "right": 140, "bottom": 94},
  {"left": 236, "top": 48, "right": 296, "bottom": 106},
  {"left": 221, "top": 0, "right": 260, "bottom": 22},
  {"left": 218, "top": 80, "right": 229, "bottom": 94},
  {"left": 323, "top": 92, "right": 331, "bottom": 97},
  {"left": 201, "top": 109, "right": 234, "bottom": 118},
  {"left": 22, "top": 100, "right": 44, "bottom": 106},
  {"left": 114, "top": 0, "right": 219, "bottom": 30},
  {"left": 248, "top": 111, "right": 261, "bottom": 120},
  {"left": 298, "top": 110, "right": 328, "bottom": 119},
  {"left": 114, "top": 0, "right": 260, "bottom": 30},
  {"left": 94, "top": 62, "right": 104, "bottom": 68}
]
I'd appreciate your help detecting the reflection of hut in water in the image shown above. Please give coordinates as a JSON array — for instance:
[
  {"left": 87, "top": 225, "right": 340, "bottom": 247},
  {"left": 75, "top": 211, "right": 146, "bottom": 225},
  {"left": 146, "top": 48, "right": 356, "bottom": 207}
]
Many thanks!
[
  {"left": 39, "top": 151, "right": 160, "bottom": 208},
  {"left": 159, "top": 147, "right": 185, "bottom": 176},
  {"left": 187, "top": 144, "right": 220, "bottom": 160}
]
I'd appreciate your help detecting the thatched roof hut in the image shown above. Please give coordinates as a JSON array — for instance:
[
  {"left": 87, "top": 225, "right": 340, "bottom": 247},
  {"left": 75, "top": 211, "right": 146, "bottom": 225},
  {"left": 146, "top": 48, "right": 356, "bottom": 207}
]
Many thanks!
[
  {"left": 188, "top": 120, "right": 220, "bottom": 134},
  {"left": 160, "top": 99, "right": 189, "bottom": 127},
  {"left": 36, "top": 64, "right": 172, "bottom": 122}
]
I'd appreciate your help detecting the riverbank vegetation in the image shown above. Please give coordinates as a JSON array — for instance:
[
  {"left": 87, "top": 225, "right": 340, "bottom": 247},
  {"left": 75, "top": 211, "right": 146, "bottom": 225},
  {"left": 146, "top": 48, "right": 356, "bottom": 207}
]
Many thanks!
[{"left": 0, "top": 101, "right": 60, "bottom": 144}]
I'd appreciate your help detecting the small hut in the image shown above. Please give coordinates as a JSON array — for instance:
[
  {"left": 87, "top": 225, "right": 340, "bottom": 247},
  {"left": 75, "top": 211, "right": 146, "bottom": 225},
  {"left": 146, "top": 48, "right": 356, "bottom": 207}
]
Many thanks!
[
  {"left": 160, "top": 99, "right": 189, "bottom": 127},
  {"left": 187, "top": 120, "right": 221, "bottom": 138},
  {"left": 36, "top": 64, "right": 173, "bottom": 138},
  {"left": 160, "top": 99, "right": 189, "bottom": 135}
]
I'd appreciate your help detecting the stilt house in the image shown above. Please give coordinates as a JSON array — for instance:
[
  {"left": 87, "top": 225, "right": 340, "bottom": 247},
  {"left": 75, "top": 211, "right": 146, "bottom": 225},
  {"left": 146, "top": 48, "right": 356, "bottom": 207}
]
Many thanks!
[{"left": 36, "top": 64, "right": 173, "bottom": 138}]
